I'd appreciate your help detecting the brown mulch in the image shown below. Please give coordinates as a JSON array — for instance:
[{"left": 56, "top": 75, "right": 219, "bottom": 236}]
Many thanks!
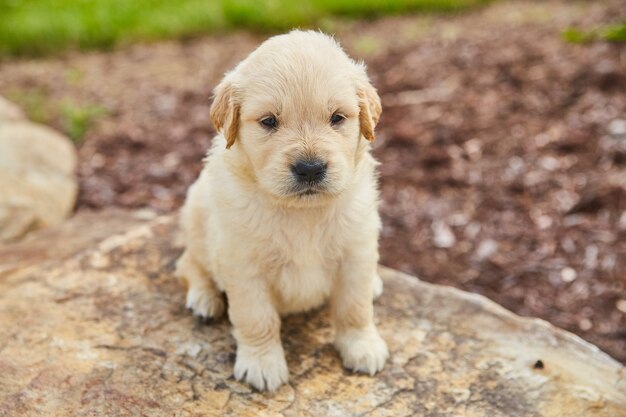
[{"left": 0, "top": 1, "right": 624, "bottom": 361}]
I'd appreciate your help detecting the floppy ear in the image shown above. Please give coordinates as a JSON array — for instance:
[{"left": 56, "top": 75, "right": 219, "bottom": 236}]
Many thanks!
[
  {"left": 357, "top": 81, "right": 382, "bottom": 142},
  {"left": 210, "top": 79, "right": 240, "bottom": 149}
]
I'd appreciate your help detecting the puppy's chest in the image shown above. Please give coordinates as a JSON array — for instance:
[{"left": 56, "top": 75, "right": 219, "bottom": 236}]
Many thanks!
[{"left": 262, "top": 214, "right": 345, "bottom": 314}]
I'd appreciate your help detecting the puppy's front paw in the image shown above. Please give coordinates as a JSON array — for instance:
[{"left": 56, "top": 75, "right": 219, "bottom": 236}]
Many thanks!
[
  {"left": 234, "top": 343, "right": 289, "bottom": 392},
  {"left": 335, "top": 328, "right": 388, "bottom": 376},
  {"left": 185, "top": 285, "right": 225, "bottom": 320}
]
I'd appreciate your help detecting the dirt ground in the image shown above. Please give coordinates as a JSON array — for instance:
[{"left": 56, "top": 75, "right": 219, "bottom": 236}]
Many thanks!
[{"left": 1, "top": 0, "right": 624, "bottom": 362}]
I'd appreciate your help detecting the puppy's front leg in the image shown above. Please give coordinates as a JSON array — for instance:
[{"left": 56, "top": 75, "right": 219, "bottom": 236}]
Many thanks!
[
  {"left": 227, "top": 278, "right": 288, "bottom": 392},
  {"left": 332, "top": 247, "right": 388, "bottom": 375}
]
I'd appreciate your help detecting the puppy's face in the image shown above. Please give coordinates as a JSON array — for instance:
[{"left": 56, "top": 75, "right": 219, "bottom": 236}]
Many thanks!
[{"left": 211, "top": 31, "right": 381, "bottom": 206}]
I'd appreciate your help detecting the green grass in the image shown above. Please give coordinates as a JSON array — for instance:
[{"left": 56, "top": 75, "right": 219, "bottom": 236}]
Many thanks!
[
  {"left": 604, "top": 22, "right": 626, "bottom": 42},
  {"left": 4, "top": 88, "right": 50, "bottom": 124},
  {"left": 5, "top": 88, "right": 107, "bottom": 144},
  {"left": 563, "top": 21, "right": 626, "bottom": 44},
  {"left": 0, "top": 0, "right": 492, "bottom": 57},
  {"left": 59, "top": 100, "right": 108, "bottom": 143}
]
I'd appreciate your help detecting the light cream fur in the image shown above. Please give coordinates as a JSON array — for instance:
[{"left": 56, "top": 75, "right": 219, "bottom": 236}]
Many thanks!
[{"left": 176, "top": 30, "right": 387, "bottom": 392}]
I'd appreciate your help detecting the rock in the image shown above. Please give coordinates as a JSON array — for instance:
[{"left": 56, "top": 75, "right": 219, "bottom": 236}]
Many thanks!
[
  {"left": 0, "top": 209, "right": 157, "bottom": 275},
  {"left": 431, "top": 220, "right": 456, "bottom": 248},
  {"left": 0, "top": 96, "right": 24, "bottom": 121},
  {"left": 0, "top": 211, "right": 624, "bottom": 417},
  {"left": 475, "top": 238, "right": 498, "bottom": 260},
  {"left": 609, "top": 119, "right": 626, "bottom": 137},
  {"left": 0, "top": 120, "right": 78, "bottom": 242},
  {"left": 560, "top": 267, "right": 577, "bottom": 283}
]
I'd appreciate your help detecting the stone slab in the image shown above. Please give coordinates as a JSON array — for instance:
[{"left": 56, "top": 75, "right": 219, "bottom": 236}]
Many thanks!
[{"left": 0, "top": 212, "right": 624, "bottom": 416}]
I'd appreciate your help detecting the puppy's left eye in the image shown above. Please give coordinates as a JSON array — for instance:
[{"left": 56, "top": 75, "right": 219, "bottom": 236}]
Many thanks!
[
  {"left": 330, "top": 113, "right": 345, "bottom": 126},
  {"left": 260, "top": 116, "right": 278, "bottom": 130}
]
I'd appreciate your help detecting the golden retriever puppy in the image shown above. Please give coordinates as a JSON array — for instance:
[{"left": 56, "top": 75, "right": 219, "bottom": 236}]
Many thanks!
[{"left": 176, "top": 30, "right": 387, "bottom": 392}]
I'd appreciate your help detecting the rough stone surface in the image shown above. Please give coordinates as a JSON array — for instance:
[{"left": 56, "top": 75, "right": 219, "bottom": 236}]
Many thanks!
[
  {"left": 0, "top": 211, "right": 624, "bottom": 417},
  {"left": 0, "top": 118, "right": 78, "bottom": 242}
]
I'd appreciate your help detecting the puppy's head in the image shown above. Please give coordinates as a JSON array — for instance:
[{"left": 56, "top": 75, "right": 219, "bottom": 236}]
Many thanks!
[{"left": 211, "top": 30, "right": 381, "bottom": 206}]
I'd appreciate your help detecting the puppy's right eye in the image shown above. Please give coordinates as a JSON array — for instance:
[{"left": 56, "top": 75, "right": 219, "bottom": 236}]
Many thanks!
[
  {"left": 260, "top": 116, "right": 278, "bottom": 130},
  {"left": 330, "top": 113, "right": 345, "bottom": 126}
]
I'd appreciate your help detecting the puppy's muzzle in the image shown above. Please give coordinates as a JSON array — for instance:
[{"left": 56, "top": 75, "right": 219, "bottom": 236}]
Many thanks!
[{"left": 291, "top": 159, "right": 327, "bottom": 185}]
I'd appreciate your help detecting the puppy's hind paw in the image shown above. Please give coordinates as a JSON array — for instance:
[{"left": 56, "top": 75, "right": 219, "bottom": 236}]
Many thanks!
[
  {"left": 176, "top": 252, "right": 225, "bottom": 320},
  {"left": 234, "top": 343, "right": 289, "bottom": 392},
  {"left": 186, "top": 285, "right": 225, "bottom": 320},
  {"left": 335, "top": 328, "right": 388, "bottom": 376}
]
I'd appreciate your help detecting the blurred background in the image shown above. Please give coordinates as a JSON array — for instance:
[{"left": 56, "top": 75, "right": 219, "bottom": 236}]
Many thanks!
[{"left": 0, "top": 0, "right": 624, "bottom": 362}]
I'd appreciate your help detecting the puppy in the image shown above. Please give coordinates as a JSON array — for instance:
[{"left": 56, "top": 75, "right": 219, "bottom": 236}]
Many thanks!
[{"left": 176, "top": 30, "right": 387, "bottom": 392}]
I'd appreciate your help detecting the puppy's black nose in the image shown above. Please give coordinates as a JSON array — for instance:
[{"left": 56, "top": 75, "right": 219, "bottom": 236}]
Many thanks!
[{"left": 291, "top": 160, "right": 327, "bottom": 183}]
